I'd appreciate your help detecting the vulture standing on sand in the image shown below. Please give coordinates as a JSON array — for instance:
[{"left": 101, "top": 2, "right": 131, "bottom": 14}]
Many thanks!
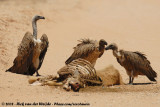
[
  {"left": 6, "top": 15, "right": 49, "bottom": 76},
  {"left": 65, "top": 39, "right": 107, "bottom": 66},
  {"left": 105, "top": 43, "right": 157, "bottom": 84}
]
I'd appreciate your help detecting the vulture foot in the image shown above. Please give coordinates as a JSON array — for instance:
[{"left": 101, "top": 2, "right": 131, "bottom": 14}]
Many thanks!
[
  {"left": 36, "top": 71, "right": 41, "bottom": 76},
  {"left": 128, "top": 83, "right": 133, "bottom": 85}
]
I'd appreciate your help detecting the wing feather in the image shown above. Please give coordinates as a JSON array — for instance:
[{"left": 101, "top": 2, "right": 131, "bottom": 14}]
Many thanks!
[
  {"left": 120, "top": 50, "right": 157, "bottom": 81},
  {"left": 65, "top": 39, "right": 97, "bottom": 64},
  {"left": 6, "top": 32, "right": 35, "bottom": 75},
  {"left": 37, "top": 34, "right": 49, "bottom": 70}
]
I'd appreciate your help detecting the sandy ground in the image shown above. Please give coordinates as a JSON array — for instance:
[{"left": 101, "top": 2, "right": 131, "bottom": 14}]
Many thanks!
[{"left": 0, "top": 0, "right": 160, "bottom": 107}]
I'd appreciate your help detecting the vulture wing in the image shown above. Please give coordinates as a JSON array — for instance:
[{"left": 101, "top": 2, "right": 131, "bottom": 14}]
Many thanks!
[
  {"left": 6, "top": 32, "right": 35, "bottom": 75},
  {"left": 37, "top": 34, "right": 49, "bottom": 70},
  {"left": 120, "top": 50, "right": 157, "bottom": 81},
  {"left": 65, "top": 39, "right": 97, "bottom": 64}
]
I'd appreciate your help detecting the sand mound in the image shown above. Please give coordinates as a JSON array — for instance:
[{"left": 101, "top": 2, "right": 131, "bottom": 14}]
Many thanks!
[{"left": 97, "top": 65, "right": 124, "bottom": 86}]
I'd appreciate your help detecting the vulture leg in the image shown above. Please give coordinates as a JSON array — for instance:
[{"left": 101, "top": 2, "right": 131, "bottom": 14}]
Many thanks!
[
  {"left": 129, "top": 76, "right": 132, "bottom": 84},
  {"left": 129, "top": 77, "right": 134, "bottom": 85},
  {"left": 131, "top": 77, "right": 134, "bottom": 84},
  {"left": 129, "top": 70, "right": 134, "bottom": 85},
  {"left": 36, "top": 70, "right": 41, "bottom": 76},
  {"left": 131, "top": 70, "right": 134, "bottom": 84}
]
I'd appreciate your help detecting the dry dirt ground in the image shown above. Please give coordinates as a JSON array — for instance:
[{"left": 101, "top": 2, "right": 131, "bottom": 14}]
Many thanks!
[{"left": 0, "top": 0, "right": 160, "bottom": 107}]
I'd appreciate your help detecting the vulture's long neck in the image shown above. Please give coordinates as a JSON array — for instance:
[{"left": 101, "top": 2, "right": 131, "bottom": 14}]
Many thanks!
[
  {"left": 32, "top": 19, "right": 37, "bottom": 39},
  {"left": 113, "top": 48, "right": 121, "bottom": 58},
  {"left": 99, "top": 45, "right": 105, "bottom": 51}
]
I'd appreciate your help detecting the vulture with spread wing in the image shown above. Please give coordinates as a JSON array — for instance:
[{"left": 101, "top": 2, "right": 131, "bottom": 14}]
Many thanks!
[
  {"left": 105, "top": 43, "right": 157, "bottom": 84},
  {"left": 65, "top": 39, "right": 107, "bottom": 66},
  {"left": 6, "top": 15, "right": 49, "bottom": 76}
]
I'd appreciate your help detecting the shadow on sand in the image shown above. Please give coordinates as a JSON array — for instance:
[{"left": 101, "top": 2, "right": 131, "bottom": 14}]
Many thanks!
[
  {"left": 80, "top": 82, "right": 159, "bottom": 93},
  {"left": 132, "top": 82, "right": 156, "bottom": 85}
]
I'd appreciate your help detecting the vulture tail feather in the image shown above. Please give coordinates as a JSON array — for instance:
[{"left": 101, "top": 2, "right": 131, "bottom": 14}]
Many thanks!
[
  {"left": 65, "top": 57, "right": 74, "bottom": 64},
  {"left": 146, "top": 69, "right": 157, "bottom": 81},
  {"left": 5, "top": 67, "right": 12, "bottom": 72}
]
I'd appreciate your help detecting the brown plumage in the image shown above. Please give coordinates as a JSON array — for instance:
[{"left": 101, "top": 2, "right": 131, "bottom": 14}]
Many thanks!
[
  {"left": 6, "top": 15, "right": 49, "bottom": 76},
  {"left": 105, "top": 43, "right": 157, "bottom": 84},
  {"left": 65, "top": 39, "right": 107, "bottom": 66},
  {"left": 37, "top": 34, "right": 49, "bottom": 70}
]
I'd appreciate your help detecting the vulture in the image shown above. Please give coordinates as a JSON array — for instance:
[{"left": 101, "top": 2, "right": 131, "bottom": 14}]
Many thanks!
[
  {"left": 6, "top": 15, "right": 49, "bottom": 76},
  {"left": 65, "top": 39, "right": 107, "bottom": 66},
  {"left": 105, "top": 43, "right": 157, "bottom": 84}
]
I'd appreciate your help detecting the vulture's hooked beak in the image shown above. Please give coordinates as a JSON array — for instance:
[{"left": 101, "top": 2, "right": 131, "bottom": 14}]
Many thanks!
[
  {"left": 105, "top": 45, "right": 113, "bottom": 50},
  {"left": 33, "top": 15, "right": 45, "bottom": 21},
  {"left": 103, "top": 40, "right": 107, "bottom": 46},
  {"left": 39, "top": 16, "right": 45, "bottom": 19},
  {"left": 104, "top": 41, "right": 108, "bottom": 46},
  {"left": 99, "top": 39, "right": 108, "bottom": 46},
  {"left": 104, "top": 42, "right": 108, "bottom": 46}
]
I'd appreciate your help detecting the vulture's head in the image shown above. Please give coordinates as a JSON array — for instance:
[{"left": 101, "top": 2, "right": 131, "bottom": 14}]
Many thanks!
[
  {"left": 105, "top": 43, "right": 118, "bottom": 50},
  {"left": 32, "top": 15, "right": 45, "bottom": 21},
  {"left": 99, "top": 39, "right": 108, "bottom": 51}
]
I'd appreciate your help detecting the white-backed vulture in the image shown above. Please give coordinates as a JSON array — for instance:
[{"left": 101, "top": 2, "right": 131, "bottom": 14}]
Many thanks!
[
  {"left": 105, "top": 43, "right": 157, "bottom": 84},
  {"left": 6, "top": 15, "right": 49, "bottom": 76},
  {"left": 65, "top": 39, "right": 107, "bottom": 66}
]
